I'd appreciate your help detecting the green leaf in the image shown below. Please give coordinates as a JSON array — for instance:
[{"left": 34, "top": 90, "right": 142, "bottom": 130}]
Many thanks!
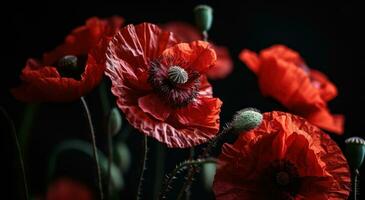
[{"left": 47, "top": 139, "right": 124, "bottom": 190}]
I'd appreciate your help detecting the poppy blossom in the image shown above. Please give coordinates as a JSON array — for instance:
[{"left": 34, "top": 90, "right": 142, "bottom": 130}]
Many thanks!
[
  {"left": 11, "top": 16, "right": 124, "bottom": 102},
  {"left": 213, "top": 111, "right": 351, "bottom": 200},
  {"left": 163, "top": 22, "right": 233, "bottom": 79},
  {"left": 46, "top": 178, "right": 93, "bottom": 200},
  {"left": 105, "top": 23, "right": 222, "bottom": 148},
  {"left": 239, "top": 45, "right": 344, "bottom": 134}
]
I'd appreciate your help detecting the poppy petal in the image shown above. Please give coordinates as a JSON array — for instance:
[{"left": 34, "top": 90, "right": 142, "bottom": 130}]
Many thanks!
[
  {"left": 162, "top": 40, "right": 217, "bottom": 73},
  {"left": 239, "top": 49, "right": 260, "bottom": 73},
  {"left": 213, "top": 111, "right": 351, "bottom": 200},
  {"left": 43, "top": 17, "right": 124, "bottom": 65},
  {"left": 138, "top": 93, "right": 172, "bottom": 121},
  {"left": 175, "top": 97, "right": 222, "bottom": 132}
]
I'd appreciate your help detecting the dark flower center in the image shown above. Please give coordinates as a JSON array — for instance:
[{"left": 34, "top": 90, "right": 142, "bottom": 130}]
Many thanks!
[
  {"left": 262, "top": 159, "right": 300, "bottom": 199},
  {"left": 276, "top": 171, "right": 290, "bottom": 186},
  {"left": 56, "top": 55, "right": 86, "bottom": 80},
  {"left": 148, "top": 58, "right": 200, "bottom": 107}
]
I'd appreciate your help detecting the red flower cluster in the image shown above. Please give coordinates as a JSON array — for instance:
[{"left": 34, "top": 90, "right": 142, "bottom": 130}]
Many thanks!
[
  {"left": 163, "top": 22, "right": 233, "bottom": 79},
  {"left": 213, "top": 111, "right": 351, "bottom": 200},
  {"left": 240, "top": 45, "right": 344, "bottom": 134},
  {"left": 12, "top": 17, "right": 123, "bottom": 102},
  {"left": 46, "top": 178, "right": 93, "bottom": 200},
  {"left": 105, "top": 23, "right": 222, "bottom": 148}
]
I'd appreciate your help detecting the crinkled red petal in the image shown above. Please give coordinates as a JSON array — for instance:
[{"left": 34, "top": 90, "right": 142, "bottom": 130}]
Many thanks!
[
  {"left": 213, "top": 111, "right": 351, "bottom": 200},
  {"left": 43, "top": 16, "right": 124, "bottom": 65},
  {"left": 163, "top": 22, "right": 233, "bottom": 79},
  {"left": 239, "top": 45, "right": 344, "bottom": 134},
  {"left": 106, "top": 23, "right": 222, "bottom": 148},
  {"left": 162, "top": 40, "right": 217, "bottom": 73}
]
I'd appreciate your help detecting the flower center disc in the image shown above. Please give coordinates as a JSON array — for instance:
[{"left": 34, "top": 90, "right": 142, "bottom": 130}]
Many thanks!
[
  {"left": 276, "top": 171, "right": 290, "bottom": 186},
  {"left": 168, "top": 66, "right": 188, "bottom": 84},
  {"left": 56, "top": 55, "right": 85, "bottom": 80}
]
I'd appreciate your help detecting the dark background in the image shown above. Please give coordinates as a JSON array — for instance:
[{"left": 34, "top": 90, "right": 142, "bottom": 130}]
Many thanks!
[{"left": 1, "top": 1, "right": 364, "bottom": 199}]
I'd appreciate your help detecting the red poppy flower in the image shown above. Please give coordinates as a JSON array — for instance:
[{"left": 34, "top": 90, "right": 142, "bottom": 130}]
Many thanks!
[
  {"left": 105, "top": 23, "right": 222, "bottom": 148},
  {"left": 163, "top": 22, "right": 233, "bottom": 79},
  {"left": 213, "top": 111, "right": 351, "bottom": 200},
  {"left": 239, "top": 45, "right": 344, "bottom": 134},
  {"left": 11, "top": 16, "right": 124, "bottom": 102},
  {"left": 46, "top": 178, "right": 93, "bottom": 200}
]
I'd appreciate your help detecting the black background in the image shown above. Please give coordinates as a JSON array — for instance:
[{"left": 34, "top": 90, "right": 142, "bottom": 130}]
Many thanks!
[{"left": 1, "top": 1, "right": 364, "bottom": 199}]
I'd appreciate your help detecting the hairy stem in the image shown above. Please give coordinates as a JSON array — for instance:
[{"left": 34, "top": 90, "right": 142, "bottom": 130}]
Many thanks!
[
  {"left": 136, "top": 135, "right": 148, "bottom": 200},
  {"left": 159, "top": 158, "right": 216, "bottom": 200},
  {"left": 1, "top": 107, "right": 30, "bottom": 200},
  {"left": 80, "top": 97, "right": 104, "bottom": 200},
  {"left": 176, "top": 148, "right": 195, "bottom": 200}
]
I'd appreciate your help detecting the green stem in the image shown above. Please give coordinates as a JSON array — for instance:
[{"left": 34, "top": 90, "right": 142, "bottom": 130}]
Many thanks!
[
  {"left": 354, "top": 170, "right": 359, "bottom": 200},
  {"left": 136, "top": 135, "right": 148, "bottom": 200},
  {"left": 19, "top": 103, "right": 39, "bottom": 148},
  {"left": 80, "top": 97, "right": 104, "bottom": 200},
  {"left": 202, "top": 31, "right": 208, "bottom": 41},
  {"left": 176, "top": 148, "right": 195, "bottom": 200},
  {"left": 1, "top": 107, "right": 30, "bottom": 200},
  {"left": 159, "top": 158, "right": 216, "bottom": 200}
]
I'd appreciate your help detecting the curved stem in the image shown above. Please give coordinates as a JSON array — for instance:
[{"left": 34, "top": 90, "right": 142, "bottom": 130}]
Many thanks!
[
  {"left": 174, "top": 125, "right": 231, "bottom": 200},
  {"left": 159, "top": 158, "right": 216, "bottom": 200},
  {"left": 176, "top": 148, "right": 195, "bottom": 200},
  {"left": 136, "top": 135, "right": 148, "bottom": 200},
  {"left": 1, "top": 107, "right": 30, "bottom": 200},
  {"left": 80, "top": 97, "right": 104, "bottom": 200}
]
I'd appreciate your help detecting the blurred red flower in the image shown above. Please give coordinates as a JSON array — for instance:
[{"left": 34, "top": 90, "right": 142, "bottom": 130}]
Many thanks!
[
  {"left": 213, "top": 111, "right": 351, "bottom": 200},
  {"left": 163, "top": 22, "right": 233, "bottom": 79},
  {"left": 240, "top": 45, "right": 344, "bottom": 134},
  {"left": 46, "top": 178, "right": 93, "bottom": 200},
  {"left": 11, "top": 16, "right": 123, "bottom": 102},
  {"left": 105, "top": 23, "right": 222, "bottom": 148}
]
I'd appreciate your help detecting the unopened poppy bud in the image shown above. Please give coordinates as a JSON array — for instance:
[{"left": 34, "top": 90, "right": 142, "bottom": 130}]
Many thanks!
[
  {"left": 114, "top": 142, "right": 131, "bottom": 172},
  {"left": 345, "top": 136, "right": 365, "bottom": 170},
  {"left": 108, "top": 107, "right": 122, "bottom": 136},
  {"left": 194, "top": 5, "right": 213, "bottom": 32},
  {"left": 231, "top": 108, "right": 263, "bottom": 133}
]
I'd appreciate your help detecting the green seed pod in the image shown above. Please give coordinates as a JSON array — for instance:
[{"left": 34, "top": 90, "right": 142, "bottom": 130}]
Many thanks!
[
  {"left": 57, "top": 55, "right": 84, "bottom": 79},
  {"left": 194, "top": 4, "right": 213, "bottom": 32},
  {"left": 231, "top": 108, "right": 263, "bottom": 133},
  {"left": 345, "top": 136, "right": 365, "bottom": 170},
  {"left": 108, "top": 107, "right": 122, "bottom": 136}
]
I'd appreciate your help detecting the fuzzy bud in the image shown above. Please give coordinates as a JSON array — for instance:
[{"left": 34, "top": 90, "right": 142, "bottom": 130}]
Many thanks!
[{"left": 231, "top": 108, "right": 263, "bottom": 133}]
